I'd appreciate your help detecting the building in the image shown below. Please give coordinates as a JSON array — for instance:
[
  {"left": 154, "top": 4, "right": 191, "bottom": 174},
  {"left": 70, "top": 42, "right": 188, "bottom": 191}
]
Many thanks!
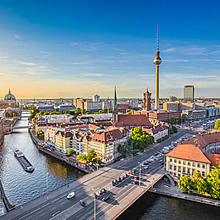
[
  {"left": 166, "top": 132, "right": 220, "bottom": 179},
  {"left": 0, "top": 110, "right": 5, "bottom": 145},
  {"left": 169, "top": 96, "right": 177, "bottom": 102},
  {"left": 163, "top": 102, "right": 180, "bottom": 112},
  {"left": 166, "top": 144, "right": 211, "bottom": 178},
  {"left": 184, "top": 85, "right": 194, "bottom": 102},
  {"left": 143, "top": 89, "right": 152, "bottom": 111},
  {"left": 73, "top": 98, "right": 85, "bottom": 110},
  {"left": 92, "top": 94, "right": 100, "bottom": 102},
  {"left": 154, "top": 24, "right": 162, "bottom": 109},
  {"left": 37, "top": 105, "right": 55, "bottom": 112},
  {"left": 58, "top": 105, "right": 76, "bottom": 112},
  {"left": 0, "top": 89, "right": 21, "bottom": 118},
  {"left": 142, "top": 123, "right": 168, "bottom": 142},
  {"left": 55, "top": 130, "right": 73, "bottom": 152},
  {"left": 182, "top": 109, "right": 206, "bottom": 120},
  {"left": 117, "top": 104, "right": 132, "bottom": 113}
]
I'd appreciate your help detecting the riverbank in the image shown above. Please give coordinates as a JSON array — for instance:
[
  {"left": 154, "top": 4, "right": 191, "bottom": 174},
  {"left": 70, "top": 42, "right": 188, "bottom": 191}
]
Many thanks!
[
  {"left": 149, "top": 178, "right": 220, "bottom": 208},
  {"left": 29, "top": 128, "right": 94, "bottom": 174}
]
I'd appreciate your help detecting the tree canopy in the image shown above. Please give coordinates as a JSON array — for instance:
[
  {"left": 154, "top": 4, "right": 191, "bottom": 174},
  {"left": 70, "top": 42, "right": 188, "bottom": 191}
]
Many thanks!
[{"left": 214, "top": 119, "right": 220, "bottom": 130}]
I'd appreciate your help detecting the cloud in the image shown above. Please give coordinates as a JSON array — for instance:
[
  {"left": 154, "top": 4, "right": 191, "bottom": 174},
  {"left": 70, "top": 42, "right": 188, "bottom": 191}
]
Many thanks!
[
  {"left": 163, "top": 48, "right": 177, "bottom": 53},
  {"left": 70, "top": 42, "right": 79, "bottom": 46},
  {"left": 82, "top": 73, "right": 110, "bottom": 77},
  {"left": 18, "top": 61, "right": 36, "bottom": 66},
  {"left": 0, "top": 55, "right": 9, "bottom": 59},
  {"left": 14, "top": 34, "right": 23, "bottom": 40},
  {"left": 69, "top": 61, "right": 91, "bottom": 65}
]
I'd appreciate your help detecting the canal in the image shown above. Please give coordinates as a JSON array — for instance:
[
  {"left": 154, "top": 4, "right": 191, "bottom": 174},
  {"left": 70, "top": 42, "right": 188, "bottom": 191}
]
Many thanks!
[{"left": 0, "top": 112, "right": 219, "bottom": 219}]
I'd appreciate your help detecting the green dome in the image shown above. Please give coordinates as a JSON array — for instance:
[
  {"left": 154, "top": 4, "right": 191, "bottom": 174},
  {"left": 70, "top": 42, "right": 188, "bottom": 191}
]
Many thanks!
[{"left": 4, "top": 89, "right": 16, "bottom": 101}]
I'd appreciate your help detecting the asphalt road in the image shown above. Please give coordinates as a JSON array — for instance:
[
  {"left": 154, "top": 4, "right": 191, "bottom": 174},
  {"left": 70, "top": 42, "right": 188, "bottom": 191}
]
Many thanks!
[{"left": 2, "top": 129, "right": 195, "bottom": 220}]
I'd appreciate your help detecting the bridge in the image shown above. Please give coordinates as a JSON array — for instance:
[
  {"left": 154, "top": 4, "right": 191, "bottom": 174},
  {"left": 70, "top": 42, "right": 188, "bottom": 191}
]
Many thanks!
[{"left": 2, "top": 130, "right": 187, "bottom": 220}]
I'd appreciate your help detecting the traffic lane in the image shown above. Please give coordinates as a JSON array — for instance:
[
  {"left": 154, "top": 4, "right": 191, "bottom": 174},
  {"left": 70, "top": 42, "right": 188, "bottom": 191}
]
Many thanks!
[{"left": 71, "top": 165, "right": 163, "bottom": 220}]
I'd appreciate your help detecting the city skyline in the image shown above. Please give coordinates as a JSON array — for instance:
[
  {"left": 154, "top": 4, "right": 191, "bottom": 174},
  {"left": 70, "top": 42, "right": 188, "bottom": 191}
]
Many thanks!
[{"left": 0, "top": 1, "right": 220, "bottom": 98}]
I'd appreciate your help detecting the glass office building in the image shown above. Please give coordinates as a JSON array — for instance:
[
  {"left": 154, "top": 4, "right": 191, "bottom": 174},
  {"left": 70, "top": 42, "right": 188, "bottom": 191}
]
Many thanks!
[{"left": 184, "top": 85, "right": 194, "bottom": 102}]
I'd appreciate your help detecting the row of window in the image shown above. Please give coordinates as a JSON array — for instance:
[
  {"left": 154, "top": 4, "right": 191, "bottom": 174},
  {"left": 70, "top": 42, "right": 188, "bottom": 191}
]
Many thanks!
[
  {"left": 170, "top": 165, "right": 205, "bottom": 176},
  {"left": 170, "top": 158, "right": 206, "bottom": 168}
]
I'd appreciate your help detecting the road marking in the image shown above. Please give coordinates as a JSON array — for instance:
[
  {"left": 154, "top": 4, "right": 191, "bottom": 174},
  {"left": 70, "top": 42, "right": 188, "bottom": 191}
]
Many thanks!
[
  {"left": 18, "top": 213, "right": 30, "bottom": 220},
  {"left": 52, "top": 211, "right": 60, "bottom": 217}
]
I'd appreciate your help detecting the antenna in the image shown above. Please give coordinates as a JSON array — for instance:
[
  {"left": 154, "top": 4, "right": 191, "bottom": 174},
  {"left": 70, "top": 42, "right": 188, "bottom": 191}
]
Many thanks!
[{"left": 157, "top": 24, "right": 159, "bottom": 51}]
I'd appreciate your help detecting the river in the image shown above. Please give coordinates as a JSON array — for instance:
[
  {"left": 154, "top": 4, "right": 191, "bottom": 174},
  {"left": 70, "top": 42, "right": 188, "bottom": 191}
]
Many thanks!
[
  {"left": 0, "top": 113, "right": 219, "bottom": 219},
  {"left": 0, "top": 112, "right": 84, "bottom": 216}
]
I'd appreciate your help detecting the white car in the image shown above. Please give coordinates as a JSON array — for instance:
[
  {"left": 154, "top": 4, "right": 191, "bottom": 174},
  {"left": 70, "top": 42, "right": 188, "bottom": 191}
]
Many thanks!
[
  {"left": 67, "top": 192, "right": 75, "bottom": 199},
  {"left": 143, "top": 165, "right": 149, "bottom": 170}
]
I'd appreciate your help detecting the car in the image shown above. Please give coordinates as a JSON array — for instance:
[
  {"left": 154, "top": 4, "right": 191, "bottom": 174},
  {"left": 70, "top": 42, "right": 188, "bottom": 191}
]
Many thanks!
[
  {"left": 79, "top": 200, "right": 85, "bottom": 206},
  {"left": 112, "top": 180, "right": 115, "bottom": 186},
  {"left": 102, "top": 196, "right": 110, "bottom": 202},
  {"left": 128, "top": 171, "right": 133, "bottom": 175},
  {"left": 118, "top": 177, "right": 122, "bottom": 182},
  {"left": 143, "top": 165, "right": 149, "bottom": 170},
  {"left": 67, "top": 192, "right": 75, "bottom": 199}
]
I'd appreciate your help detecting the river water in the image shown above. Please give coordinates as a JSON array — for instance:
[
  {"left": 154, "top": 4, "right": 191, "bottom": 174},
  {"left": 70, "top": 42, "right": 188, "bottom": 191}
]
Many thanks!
[
  {"left": 0, "top": 113, "right": 219, "bottom": 219},
  {"left": 0, "top": 112, "right": 84, "bottom": 216}
]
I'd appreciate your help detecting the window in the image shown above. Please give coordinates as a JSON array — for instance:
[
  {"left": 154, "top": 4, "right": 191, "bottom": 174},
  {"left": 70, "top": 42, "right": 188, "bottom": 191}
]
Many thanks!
[
  {"left": 183, "top": 167, "right": 186, "bottom": 173},
  {"left": 170, "top": 158, "right": 172, "bottom": 162},
  {"left": 192, "top": 163, "right": 195, "bottom": 167},
  {"left": 202, "top": 164, "right": 205, "bottom": 169},
  {"left": 183, "top": 161, "right": 186, "bottom": 165},
  {"left": 188, "top": 168, "right": 190, "bottom": 174},
  {"left": 170, "top": 165, "right": 172, "bottom": 170},
  {"left": 197, "top": 163, "right": 200, "bottom": 168},
  {"left": 174, "top": 159, "right": 177, "bottom": 163},
  {"left": 178, "top": 166, "right": 181, "bottom": 172},
  {"left": 174, "top": 173, "right": 176, "bottom": 176},
  {"left": 174, "top": 166, "right": 176, "bottom": 171},
  {"left": 202, "top": 171, "right": 205, "bottom": 177},
  {"left": 178, "top": 160, "right": 181, "bottom": 164},
  {"left": 188, "top": 162, "right": 191, "bottom": 166}
]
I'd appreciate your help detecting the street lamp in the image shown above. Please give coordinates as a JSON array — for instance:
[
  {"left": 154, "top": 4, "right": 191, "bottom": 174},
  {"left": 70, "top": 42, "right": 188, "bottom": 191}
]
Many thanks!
[
  {"left": 46, "top": 172, "right": 49, "bottom": 200},
  {"left": 92, "top": 189, "right": 96, "bottom": 220},
  {"left": 138, "top": 162, "right": 141, "bottom": 187}
]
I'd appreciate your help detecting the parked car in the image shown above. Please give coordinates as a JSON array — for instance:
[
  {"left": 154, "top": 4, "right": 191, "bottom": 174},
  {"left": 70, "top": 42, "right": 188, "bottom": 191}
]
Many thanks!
[
  {"left": 79, "top": 200, "right": 85, "bottom": 206},
  {"left": 67, "top": 192, "right": 75, "bottom": 199},
  {"left": 100, "top": 188, "right": 106, "bottom": 194}
]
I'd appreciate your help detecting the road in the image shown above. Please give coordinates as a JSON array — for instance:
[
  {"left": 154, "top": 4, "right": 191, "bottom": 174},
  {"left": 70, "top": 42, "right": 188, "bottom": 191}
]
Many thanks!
[{"left": 2, "top": 129, "right": 195, "bottom": 220}]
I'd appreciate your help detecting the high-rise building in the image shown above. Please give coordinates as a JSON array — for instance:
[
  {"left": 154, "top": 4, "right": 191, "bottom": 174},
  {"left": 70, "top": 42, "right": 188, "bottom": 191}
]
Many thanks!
[
  {"left": 92, "top": 94, "right": 100, "bottom": 102},
  {"left": 143, "top": 89, "right": 151, "bottom": 111},
  {"left": 154, "top": 24, "right": 162, "bottom": 109},
  {"left": 169, "top": 96, "right": 177, "bottom": 102},
  {"left": 184, "top": 85, "right": 194, "bottom": 102}
]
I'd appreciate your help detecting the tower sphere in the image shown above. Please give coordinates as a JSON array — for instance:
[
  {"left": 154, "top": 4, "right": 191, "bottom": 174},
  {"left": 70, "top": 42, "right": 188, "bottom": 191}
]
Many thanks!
[{"left": 154, "top": 57, "right": 162, "bottom": 65}]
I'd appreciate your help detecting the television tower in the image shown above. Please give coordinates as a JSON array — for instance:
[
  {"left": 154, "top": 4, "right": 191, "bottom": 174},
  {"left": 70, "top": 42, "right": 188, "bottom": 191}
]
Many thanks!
[{"left": 154, "top": 24, "right": 162, "bottom": 109}]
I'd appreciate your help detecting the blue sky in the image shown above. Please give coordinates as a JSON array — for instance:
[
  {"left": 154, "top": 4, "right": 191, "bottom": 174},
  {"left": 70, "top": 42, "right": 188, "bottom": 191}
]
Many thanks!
[{"left": 0, "top": 0, "right": 219, "bottom": 99}]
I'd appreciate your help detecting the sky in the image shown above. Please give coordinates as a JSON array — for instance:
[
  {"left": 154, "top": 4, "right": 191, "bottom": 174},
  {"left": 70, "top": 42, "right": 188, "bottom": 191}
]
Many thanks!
[{"left": 0, "top": 0, "right": 220, "bottom": 99}]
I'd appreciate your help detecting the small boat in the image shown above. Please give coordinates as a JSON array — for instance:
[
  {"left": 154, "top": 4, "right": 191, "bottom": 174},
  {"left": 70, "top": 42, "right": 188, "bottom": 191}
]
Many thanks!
[{"left": 14, "top": 150, "right": 34, "bottom": 172}]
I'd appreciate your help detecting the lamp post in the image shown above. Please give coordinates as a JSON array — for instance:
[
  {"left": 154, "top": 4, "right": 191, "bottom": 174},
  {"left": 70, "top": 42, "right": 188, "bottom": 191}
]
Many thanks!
[
  {"left": 138, "top": 162, "right": 141, "bottom": 187},
  {"left": 92, "top": 189, "right": 96, "bottom": 220},
  {"left": 46, "top": 172, "right": 49, "bottom": 200}
]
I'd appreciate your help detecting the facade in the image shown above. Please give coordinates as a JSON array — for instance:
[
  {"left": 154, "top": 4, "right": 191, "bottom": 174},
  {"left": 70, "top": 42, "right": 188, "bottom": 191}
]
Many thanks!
[
  {"left": 184, "top": 85, "right": 194, "bottom": 102},
  {"left": 163, "top": 102, "right": 180, "bottom": 112},
  {"left": 182, "top": 109, "right": 206, "bottom": 120},
  {"left": 92, "top": 94, "right": 100, "bottom": 102},
  {"left": 143, "top": 89, "right": 152, "bottom": 111},
  {"left": 166, "top": 132, "right": 220, "bottom": 179},
  {"left": 0, "top": 110, "right": 5, "bottom": 145},
  {"left": 0, "top": 89, "right": 21, "bottom": 118},
  {"left": 37, "top": 106, "right": 55, "bottom": 112},
  {"left": 58, "top": 105, "right": 76, "bottom": 112},
  {"left": 166, "top": 144, "right": 211, "bottom": 178},
  {"left": 55, "top": 131, "right": 72, "bottom": 152},
  {"left": 143, "top": 124, "right": 168, "bottom": 142}
]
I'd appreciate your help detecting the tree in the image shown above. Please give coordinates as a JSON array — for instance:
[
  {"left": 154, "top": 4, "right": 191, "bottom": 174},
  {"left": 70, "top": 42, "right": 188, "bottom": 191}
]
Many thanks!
[
  {"left": 178, "top": 176, "right": 193, "bottom": 192},
  {"left": 191, "top": 170, "right": 207, "bottom": 194},
  {"left": 168, "top": 117, "right": 176, "bottom": 125},
  {"left": 67, "top": 149, "right": 74, "bottom": 156},
  {"left": 87, "top": 149, "right": 97, "bottom": 163},
  {"left": 214, "top": 119, "right": 220, "bottom": 130},
  {"left": 206, "top": 164, "right": 220, "bottom": 198},
  {"left": 77, "top": 154, "right": 88, "bottom": 163},
  {"left": 99, "top": 125, "right": 104, "bottom": 129},
  {"left": 172, "top": 126, "right": 177, "bottom": 133}
]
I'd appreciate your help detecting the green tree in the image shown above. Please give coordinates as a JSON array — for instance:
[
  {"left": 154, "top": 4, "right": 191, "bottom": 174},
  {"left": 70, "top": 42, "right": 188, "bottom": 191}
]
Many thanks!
[
  {"left": 168, "top": 117, "right": 176, "bottom": 125},
  {"left": 191, "top": 170, "right": 207, "bottom": 194},
  {"left": 172, "top": 126, "right": 177, "bottom": 133},
  {"left": 206, "top": 164, "right": 220, "bottom": 198},
  {"left": 214, "top": 119, "right": 220, "bottom": 130},
  {"left": 67, "top": 149, "right": 74, "bottom": 156},
  {"left": 77, "top": 154, "right": 88, "bottom": 162},
  {"left": 87, "top": 149, "right": 97, "bottom": 163},
  {"left": 99, "top": 125, "right": 104, "bottom": 129},
  {"left": 178, "top": 176, "right": 193, "bottom": 192}
]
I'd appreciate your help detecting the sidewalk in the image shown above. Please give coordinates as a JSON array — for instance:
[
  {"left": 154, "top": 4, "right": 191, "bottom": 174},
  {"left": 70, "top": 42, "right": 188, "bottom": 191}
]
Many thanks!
[{"left": 149, "top": 179, "right": 220, "bottom": 208}]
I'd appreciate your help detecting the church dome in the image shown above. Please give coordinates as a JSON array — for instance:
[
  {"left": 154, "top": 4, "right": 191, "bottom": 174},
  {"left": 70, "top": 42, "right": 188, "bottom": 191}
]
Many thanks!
[{"left": 4, "top": 89, "right": 16, "bottom": 101}]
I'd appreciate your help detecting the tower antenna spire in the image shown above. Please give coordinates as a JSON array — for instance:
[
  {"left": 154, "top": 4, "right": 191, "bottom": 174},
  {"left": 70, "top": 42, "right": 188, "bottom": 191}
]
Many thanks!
[{"left": 157, "top": 24, "right": 159, "bottom": 51}]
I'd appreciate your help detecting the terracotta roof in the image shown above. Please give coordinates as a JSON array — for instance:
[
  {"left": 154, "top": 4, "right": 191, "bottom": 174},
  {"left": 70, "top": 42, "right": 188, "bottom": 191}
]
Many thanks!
[
  {"left": 117, "top": 104, "right": 132, "bottom": 110},
  {"left": 204, "top": 153, "right": 220, "bottom": 166},
  {"left": 182, "top": 132, "right": 220, "bottom": 149},
  {"left": 91, "top": 128, "right": 124, "bottom": 144},
  {"left": 142, "top": 125, "right": 167, "bottom": 135},
  {"left": 116, "top": 114, "right": 151, "bottom": 127},
  {"left": 166, "top": 144, "right": 211, "bottom": 164}
]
